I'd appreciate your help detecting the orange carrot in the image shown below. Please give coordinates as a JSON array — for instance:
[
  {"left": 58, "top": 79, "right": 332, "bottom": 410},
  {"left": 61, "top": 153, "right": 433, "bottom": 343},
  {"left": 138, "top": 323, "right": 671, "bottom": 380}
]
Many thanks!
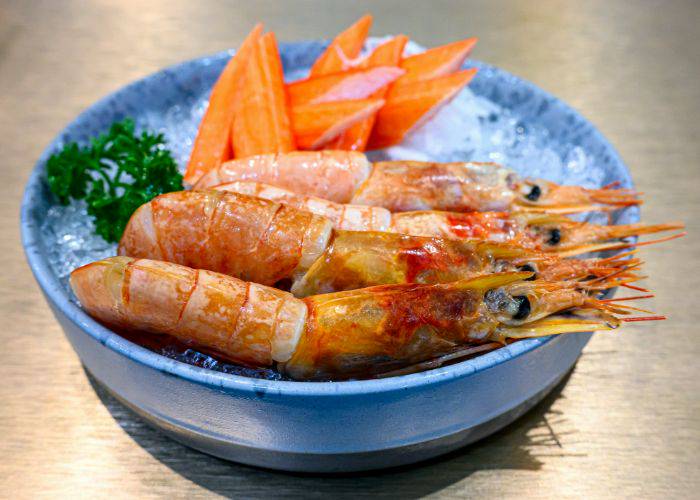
[
  {"left": 397, "top": 38, "right": 477, "bottom": 84},
  {"left": 329, "top": 35, "right": 409, "bottom": 151},
  {"left": 287, "top": 66, "right": 403, "bottom": 107},
  {"left": 309, "top": 14, "right": 373, "bottom": 76},
  {"left": 184, "top": 24, "right": 263, "bottom": 184},
  {"left": 368, "top": 69, "right": 477, "bottom": 149},
  {"left": 233, "top": 32, "right": 295, "bottom": 158},
  {"left": 292, "top": 98, "right": 385, "bottom": 150}
]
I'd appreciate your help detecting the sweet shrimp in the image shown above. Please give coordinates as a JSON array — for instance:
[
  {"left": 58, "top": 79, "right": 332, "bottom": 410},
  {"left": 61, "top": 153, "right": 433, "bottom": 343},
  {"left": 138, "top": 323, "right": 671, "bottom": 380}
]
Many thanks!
[
  {"left": 211, "top": 181, "right": 682, "bottom": 256},
  {"left": 194, "top": 150, "right": 641, "bottom": 213},
  {"left": 71, "top": 257, "right": 636, "bottom": 380},
  {"left": 119, "top": 191, "right": 640, "bottom": 296},
  {"left": 289, "top": 230, "right": 641, "bottom": 297}
]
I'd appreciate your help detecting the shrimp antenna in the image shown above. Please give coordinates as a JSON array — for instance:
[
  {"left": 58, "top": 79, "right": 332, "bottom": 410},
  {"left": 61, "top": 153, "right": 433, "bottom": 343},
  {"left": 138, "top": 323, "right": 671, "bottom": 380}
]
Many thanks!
[
  {"left": 622, "top": 283, "right": 650, "bottom": 293},
  {"left": 622, "top": 315, "right": 666, "bottom": 322},
  {"left": 598, "top": 249, "right": 639, "bottom": 264},
  {"left": 557, "top": 230, "right": 686, "bottom": 257},
  {"left": 584, "top": 262, "right": 644, "bottom": 287},
  {"left": 602, "top": 302, "right": 656, "bottom": 315},
  {"left": 600, "top": 294, "right": 655, "bottom": 303}
]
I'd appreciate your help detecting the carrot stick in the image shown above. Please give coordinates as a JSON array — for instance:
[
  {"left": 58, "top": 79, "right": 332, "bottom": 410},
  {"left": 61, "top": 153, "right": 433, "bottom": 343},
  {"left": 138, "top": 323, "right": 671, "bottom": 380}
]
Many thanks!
[
  {"left": 292, "top": 98, "right": 385, "bottom": 150},
  {"left": 310, "top": 14, "right": 373, "bottom": 76},
  {"left": 398, "top": 38, "right": 477, "bottom": 84},
  {"left": 287, "top": 66, "right": 403, "bottom": 107},
  {"left": 368, "top": 69, "right": 477, "bottom": 150},
  {"left": 183, "top": 24, "right": 263, "bottom": 184},
  {"left": 232, "top": 32, "right": 295, "bottom": 158},
  {"left": 329, "top": 35, "right": 409, "bottom": 151}
]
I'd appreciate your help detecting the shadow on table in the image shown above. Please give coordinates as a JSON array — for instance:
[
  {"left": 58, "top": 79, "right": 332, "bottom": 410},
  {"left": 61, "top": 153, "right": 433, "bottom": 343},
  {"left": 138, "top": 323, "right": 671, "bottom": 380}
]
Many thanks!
[{"left": 87, "top": 367, "right": 578, "bottom": 499}]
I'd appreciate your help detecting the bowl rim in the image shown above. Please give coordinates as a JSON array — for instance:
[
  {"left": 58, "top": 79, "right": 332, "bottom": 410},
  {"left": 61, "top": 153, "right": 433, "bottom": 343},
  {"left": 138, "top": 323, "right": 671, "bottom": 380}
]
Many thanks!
[{"left": 20, "top": 42, "right": 633, "bottom": 396}]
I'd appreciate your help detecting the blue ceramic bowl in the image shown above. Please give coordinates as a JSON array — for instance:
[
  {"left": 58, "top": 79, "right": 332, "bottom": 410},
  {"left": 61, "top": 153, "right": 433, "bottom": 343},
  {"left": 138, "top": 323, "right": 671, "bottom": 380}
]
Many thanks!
[{"left": 21, "top": 40, "right": 636, "bottom": 472}]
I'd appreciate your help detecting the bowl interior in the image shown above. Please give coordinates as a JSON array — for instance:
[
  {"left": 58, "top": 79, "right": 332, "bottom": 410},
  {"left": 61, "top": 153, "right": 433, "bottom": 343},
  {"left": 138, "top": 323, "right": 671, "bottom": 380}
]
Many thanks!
[{"left": 21, "top": 39, "right": 638, "bottom": 392}]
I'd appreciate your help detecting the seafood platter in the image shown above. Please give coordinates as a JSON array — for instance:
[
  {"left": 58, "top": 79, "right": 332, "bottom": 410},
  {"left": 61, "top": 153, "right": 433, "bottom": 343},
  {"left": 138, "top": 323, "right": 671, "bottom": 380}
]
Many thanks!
[{"left": 21, "top": 16, "right": 683, "bottom": 471}]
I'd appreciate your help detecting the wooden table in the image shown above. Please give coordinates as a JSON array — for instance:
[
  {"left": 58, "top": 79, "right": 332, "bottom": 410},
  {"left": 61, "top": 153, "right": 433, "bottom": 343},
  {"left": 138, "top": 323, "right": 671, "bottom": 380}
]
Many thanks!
[{"left": 2, "top": 1, "right": 698, "bottom": 498}]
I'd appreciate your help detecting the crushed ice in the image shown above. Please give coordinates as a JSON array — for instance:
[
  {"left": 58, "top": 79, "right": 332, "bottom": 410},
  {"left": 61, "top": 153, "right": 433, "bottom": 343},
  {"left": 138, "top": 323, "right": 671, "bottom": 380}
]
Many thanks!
[{"left": 42, "top": 200, "right": 117, "bottom": 285}]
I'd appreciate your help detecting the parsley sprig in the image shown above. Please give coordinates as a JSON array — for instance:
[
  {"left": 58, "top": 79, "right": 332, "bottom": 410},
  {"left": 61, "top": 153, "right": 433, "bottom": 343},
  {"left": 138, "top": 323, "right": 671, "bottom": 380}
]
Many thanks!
[{"left": 46, "top": 118, "right": 183, "bottom": 242}]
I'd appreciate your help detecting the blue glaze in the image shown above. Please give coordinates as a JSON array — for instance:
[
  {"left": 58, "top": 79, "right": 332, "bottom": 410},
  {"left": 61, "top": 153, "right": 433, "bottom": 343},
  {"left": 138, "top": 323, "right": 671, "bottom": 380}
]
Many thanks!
[{"left": 21, "top": 40, "right": 636, "bottom": 472}]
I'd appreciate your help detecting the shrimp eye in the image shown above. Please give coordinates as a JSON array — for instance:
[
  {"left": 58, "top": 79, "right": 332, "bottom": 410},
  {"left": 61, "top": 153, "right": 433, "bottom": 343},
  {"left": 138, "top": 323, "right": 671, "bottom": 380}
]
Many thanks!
[
  {"left": 547, "top": 228, "right": 561, "bottom": 245},
  {"left": 525, "top": 184, "right": 542, "bottom": 202},
  {"left": 512, "top": 295, "right": 531, "bottom": 320},
  {"left": 485, "top": 290, "right": 531, "bottom": 321},
  {"left": 518, "top": 264, "right": 537, "bottom": 280}
]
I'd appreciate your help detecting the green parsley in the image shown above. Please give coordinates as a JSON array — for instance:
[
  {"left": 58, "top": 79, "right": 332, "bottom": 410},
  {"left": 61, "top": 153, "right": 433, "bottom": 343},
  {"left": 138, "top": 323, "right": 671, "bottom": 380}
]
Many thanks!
[{"left": 46, "top": 118, "right": 183, "bottom": 242}]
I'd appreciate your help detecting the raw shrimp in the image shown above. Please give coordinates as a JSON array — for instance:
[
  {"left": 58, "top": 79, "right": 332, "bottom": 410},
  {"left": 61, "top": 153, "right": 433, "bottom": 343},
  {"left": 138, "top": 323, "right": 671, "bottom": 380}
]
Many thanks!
[
  {"left": 289, "top": 230, "right": 641, "bottom": 297},
  {"left": 194, "top": 151, "right": 641, "bottom": 213},
  {"left": 351, "top": 161, "right": 641, "bottom": 213},
  {"left": 120, "top": 191, "right": 639, "bottom": 296},
  {"left": 71, "top": 257, "right": 632, "bottom": 380},
  {"left": 211, "top": 181, "right": 682, "bottom": 256}
]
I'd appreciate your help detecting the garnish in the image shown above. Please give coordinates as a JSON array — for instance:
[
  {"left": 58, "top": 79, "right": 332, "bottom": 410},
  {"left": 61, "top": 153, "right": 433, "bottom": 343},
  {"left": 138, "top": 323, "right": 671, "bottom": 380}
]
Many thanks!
[{"left": 46, "top": 118, "right": 183, "bottom": 242}]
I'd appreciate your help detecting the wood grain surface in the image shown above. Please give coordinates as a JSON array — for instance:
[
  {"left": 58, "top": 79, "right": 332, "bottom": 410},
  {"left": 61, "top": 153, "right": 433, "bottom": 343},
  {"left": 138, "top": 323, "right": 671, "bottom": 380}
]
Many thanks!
[{"left": 1, "top": 1, "right": 698, "bottom": 498}]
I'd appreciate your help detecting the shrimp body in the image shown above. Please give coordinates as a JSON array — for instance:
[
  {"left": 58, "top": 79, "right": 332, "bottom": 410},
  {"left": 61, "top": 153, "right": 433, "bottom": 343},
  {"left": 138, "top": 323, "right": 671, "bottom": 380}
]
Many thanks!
[
  {"left": 291, "top": 231, "right": 496, "bottom": 296},
  {"left": 120, "top": 192, "right": 637, "bottom": 296},
  {"left": 71, "top": 257, "right": 619, "bottom": 380},
  {"left": 214, "top": 181, "right": 391, "bottom": 232},
  {"left": 194, "top": 151, "right": 372, "bottom": 203},
  {"left": 69, "top": 257, "right": 306, "bottom": 366},
  {"left": 194, "top": 151, "right": 641, "bottom": 213},
  {"left": 119, "top": 190, "right": 333, "bottom": 286},
  {"left": 209, "top": 182, "right": 681, "bottom": 256},
  {"left": 290, "top": 230, "right": 637, "bottom": 297}
]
